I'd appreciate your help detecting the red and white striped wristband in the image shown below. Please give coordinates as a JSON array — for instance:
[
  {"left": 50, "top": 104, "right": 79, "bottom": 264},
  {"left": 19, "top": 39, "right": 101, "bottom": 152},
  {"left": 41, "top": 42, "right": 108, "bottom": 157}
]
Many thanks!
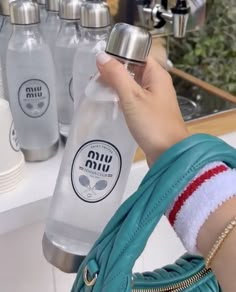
[{"left": 166, "top": 161, "right": 236, "bottom": 254}]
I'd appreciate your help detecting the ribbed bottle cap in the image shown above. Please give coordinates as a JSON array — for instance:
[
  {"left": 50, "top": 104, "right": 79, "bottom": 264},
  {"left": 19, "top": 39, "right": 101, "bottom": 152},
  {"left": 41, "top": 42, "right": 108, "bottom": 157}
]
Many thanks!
[
  {"left": 80, "top": 1, "right": 110, "bottom": 28},
  {"left": 37, "top": 0, "right": 46, "bottom": 5},
  {"left": 105, "top": 23, "right": 152, "bottom": 63},
  {"left": 10, "top": 1, "right": 40, "bottom": 25},
  {"left": 0, "top": 0, "right": 10, "bottom": 16},
  {"left": 59, "top": 0, "right": 83, "bottom": 20},
  {"left": 46, "top": 0, "right": 59, "bottom": 12}
]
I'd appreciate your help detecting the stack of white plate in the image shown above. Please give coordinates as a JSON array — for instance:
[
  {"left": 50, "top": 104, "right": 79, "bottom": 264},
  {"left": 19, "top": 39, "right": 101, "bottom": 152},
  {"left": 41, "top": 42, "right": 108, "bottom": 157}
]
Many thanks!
[{"left": 0, "top": 99, "right": 25, "bottom": 194}]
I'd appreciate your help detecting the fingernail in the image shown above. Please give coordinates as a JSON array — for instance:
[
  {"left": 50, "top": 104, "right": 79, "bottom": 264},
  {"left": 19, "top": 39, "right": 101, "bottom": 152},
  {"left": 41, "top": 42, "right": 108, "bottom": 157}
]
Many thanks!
[{"left": 96, "top": 51, "right": 112, "bottom": 66}]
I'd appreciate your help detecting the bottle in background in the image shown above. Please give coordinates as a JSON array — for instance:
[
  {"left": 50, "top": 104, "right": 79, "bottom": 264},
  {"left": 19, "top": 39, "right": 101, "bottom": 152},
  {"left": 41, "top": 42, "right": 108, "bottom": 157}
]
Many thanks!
[
  {"left": 0, "top": 13, "right": 3, "bottom": 29},
  {"left": 37, "top": 0, "right": 47, "bottom": 24},
  {"left": 72, "top": 0, "right": 110, "bottom": 109},
  {"left": 0, "top": 0, "right": 12, "bottom": 100},
  {"left": 43, "top": 23, "right": 152, "bottom": 273},
  {"left": 45, "top": 0, "right": 60, "bottom": 52},
  {"left": 6, "top": 1, "right": 59, "bottom": 162},
  {"left": 55, "top": 0, "right": 82, "bottom": 143},
  {"left": 0, "top": 58, "right": 5, "bottom": 100}
]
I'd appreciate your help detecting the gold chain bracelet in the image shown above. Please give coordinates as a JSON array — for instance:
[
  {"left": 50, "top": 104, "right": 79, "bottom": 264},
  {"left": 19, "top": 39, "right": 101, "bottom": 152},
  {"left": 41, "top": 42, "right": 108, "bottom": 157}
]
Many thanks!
[{"left": 205, "top": 216, "right": 236, "bottom": 269}]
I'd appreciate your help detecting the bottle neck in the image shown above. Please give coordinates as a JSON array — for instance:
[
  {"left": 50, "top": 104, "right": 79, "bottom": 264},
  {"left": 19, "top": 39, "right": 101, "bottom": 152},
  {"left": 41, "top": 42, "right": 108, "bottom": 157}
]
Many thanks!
[
  {"left": 0, "top": 16, "right": 11, "bottom": 33},
  {"left": 58, "top": 20, "right": 81, "bottom": 38},
  {"left": 113, "top": 55, "right": 145, "bottom": 85},
  {"left": 46, "top": 11, "right": 60, "bottom": 24},
  {"left": 81, "top": 26, "right": 110, "bottom": 42},
  {"left": 39, "top": 4, "right": 47, "bottom": 12},
  {"left": 2, "top": 16, "right": 11, "bottom": 26},
  {"left": 60, "top": 19, "right": 80, "bottom": 29},
  {"left": 12, "top": 23, "right": 41, "bottom": 37},
  {"left": 39, "top": 5, "right": 48, "bottom": 20},
  {"left": 47, "top": 10, "right": 59, "bottom": 17},
  {"left": 3, "top": 15, "right": 10, "bottom": 24}
]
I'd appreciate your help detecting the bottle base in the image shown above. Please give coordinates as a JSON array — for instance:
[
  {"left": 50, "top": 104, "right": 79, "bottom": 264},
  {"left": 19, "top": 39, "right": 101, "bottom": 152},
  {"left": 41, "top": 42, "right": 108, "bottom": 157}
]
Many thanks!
[
  {"left": 22, "top": 140, "right": 59, "bottom": 162},
  {"left": 42, "top": 233, "right": 86, "bottom": 273}
]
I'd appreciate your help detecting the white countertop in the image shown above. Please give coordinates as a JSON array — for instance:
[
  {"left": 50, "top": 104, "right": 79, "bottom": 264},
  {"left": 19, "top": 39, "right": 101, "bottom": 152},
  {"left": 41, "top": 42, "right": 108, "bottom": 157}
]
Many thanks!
[
  {"left": 1, "top": 132, "right": 236, "bottom": 235},
  {"left": 0, "top": 145, "right": 64, "bottom": 234}
]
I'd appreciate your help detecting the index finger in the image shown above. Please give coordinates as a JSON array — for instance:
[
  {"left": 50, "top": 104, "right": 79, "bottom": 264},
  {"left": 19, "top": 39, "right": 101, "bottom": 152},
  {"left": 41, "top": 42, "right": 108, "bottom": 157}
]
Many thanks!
[{"left": 142, "top": 57, "right": 173, "bottom": 92}]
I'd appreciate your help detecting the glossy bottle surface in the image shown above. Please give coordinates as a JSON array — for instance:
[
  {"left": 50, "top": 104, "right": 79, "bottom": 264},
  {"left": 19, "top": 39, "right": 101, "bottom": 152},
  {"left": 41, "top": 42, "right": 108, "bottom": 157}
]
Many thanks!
[
  {"left": 55, "top": 20, "right": 80, "bottom": 139},
  {"left": 44, "top": 60, "right": 144, "bottom": 260},
  {"left": 6, "top": 24, "right": 59, "bottom": 161},
  {"left": 44, "top": 11, "right": 61, "bottom": 52},
  {"left": 39, "top": 4, "right": 47, "bottom": 23},
  {"left": 72, "top": 27, "right": 110, "bottom": 108},
  {"left": 43, "top": 22, "right": 151, "bottom": 273},
  {"left": 0, "top": 16, "right": 12, "bottom": 100}
]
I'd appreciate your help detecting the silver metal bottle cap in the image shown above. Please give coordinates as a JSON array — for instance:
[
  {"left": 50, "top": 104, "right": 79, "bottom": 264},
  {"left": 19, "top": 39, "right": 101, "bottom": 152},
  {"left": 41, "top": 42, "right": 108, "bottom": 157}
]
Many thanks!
[
  {"left": 10, "top": 1, "right": 40, "bottom": 25},
  {"left": 80, "top": 1, "right": 110, "bottom": 28},
  {"left": 46, "top": 0, "right": 59, "bottom": 12},
  {"left": 0, "top": 0, "right": 10, "bottom": 16},
  {"left": 37, "top": 0, "right": 46, "bottom": 5},
  {"left": 59, "top": 0, "right": 83, "bottom": 20},
  {"left": 105, "top": 23, "right": 152, "bottom": 63}
]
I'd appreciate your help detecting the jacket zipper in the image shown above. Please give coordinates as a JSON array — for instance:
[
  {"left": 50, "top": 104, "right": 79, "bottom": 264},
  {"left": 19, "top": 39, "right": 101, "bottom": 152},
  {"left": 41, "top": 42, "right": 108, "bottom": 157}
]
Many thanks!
[{"left": 132, "top": 267, "right": 212, "bottom": 292}]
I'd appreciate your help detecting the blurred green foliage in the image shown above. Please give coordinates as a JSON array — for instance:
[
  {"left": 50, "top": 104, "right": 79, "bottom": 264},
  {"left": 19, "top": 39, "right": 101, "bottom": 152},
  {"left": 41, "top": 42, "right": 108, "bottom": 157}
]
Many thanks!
[{"left": 169, "top": 0, "right": 236, "bottom": 94}]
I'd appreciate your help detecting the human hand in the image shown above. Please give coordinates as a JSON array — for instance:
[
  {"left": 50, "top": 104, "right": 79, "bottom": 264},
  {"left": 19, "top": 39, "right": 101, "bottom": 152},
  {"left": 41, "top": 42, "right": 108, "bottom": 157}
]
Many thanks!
[{"left": 96, "top": 52, "right": 189, "bottom": 166}]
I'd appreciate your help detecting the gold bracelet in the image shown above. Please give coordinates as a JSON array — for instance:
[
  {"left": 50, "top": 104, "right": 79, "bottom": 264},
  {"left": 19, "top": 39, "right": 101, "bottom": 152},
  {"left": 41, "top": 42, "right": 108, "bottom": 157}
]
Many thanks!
[{"left": 205, "top": 216, "right": 236, "bottom": 269}]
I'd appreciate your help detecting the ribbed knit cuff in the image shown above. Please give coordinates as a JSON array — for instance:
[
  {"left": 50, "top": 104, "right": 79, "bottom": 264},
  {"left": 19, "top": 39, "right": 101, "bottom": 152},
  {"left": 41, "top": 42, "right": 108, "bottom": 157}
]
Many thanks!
[{"left": 166, "top": 162, "right": 236, "bottom": 253}]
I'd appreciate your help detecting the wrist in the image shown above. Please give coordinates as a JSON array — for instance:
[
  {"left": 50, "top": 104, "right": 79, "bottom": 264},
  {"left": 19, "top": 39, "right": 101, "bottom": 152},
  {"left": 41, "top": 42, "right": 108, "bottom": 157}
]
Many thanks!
[
  {"left": 166, "top": 161, "right": 236, "bottom": 253},
  {"left": 146, "top": 130, "right": 190, "bottom": 167}
]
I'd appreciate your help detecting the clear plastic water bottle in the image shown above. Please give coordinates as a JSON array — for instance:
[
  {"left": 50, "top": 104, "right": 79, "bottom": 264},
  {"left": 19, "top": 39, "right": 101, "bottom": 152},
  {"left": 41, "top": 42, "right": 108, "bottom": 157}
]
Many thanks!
[
  {"left": 43, "top": 23, "right": 152, "bottom": 273},
  {"left": 72, "top": 0, "right": 110, "bottom": 108},
  {"left": 6, "top": 1, "right": 59, "bottom": 161},
  {"left": 45, "top": 0, "right": 60, "bottom": 52},
  {"left": 37, "top": 0, "right": 47, "bottom": 23},
  {"left": 0, "top": 0, "right": 12, "bottom": 100},
  {"left": 55, "top": 0, "right": 82, "bottom": 142}
]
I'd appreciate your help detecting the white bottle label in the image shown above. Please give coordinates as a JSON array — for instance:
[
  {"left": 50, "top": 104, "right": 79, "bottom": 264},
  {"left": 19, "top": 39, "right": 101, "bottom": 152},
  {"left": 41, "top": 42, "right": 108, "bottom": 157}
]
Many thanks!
[
  {"left": 9, "top": 121, "right": 20, "bottom": 152},
  {"left": 71, "top": 140, "right": 122, "bottom": 203},
  {"left": 18, "top": 79, "right": 50, "bottom": 118}
]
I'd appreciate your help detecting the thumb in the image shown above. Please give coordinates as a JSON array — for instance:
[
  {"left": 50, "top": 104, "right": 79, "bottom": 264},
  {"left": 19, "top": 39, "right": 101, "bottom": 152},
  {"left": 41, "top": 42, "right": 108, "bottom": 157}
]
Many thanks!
[{"left": 96, "top": 52, "right": 143, "bottom": 106}]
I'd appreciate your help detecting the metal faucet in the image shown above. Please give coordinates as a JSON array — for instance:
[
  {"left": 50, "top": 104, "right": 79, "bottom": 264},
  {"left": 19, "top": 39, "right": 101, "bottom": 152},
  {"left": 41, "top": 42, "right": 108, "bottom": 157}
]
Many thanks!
[{"left": 137, "top": 0, "right": 190, "bottom": 38}]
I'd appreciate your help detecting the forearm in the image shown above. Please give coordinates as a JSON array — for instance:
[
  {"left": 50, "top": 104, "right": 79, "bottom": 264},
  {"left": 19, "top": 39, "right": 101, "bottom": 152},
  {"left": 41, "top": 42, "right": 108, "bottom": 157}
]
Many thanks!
[{"left": 197, "top": 196, "right": 236, "bottom": 292}]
